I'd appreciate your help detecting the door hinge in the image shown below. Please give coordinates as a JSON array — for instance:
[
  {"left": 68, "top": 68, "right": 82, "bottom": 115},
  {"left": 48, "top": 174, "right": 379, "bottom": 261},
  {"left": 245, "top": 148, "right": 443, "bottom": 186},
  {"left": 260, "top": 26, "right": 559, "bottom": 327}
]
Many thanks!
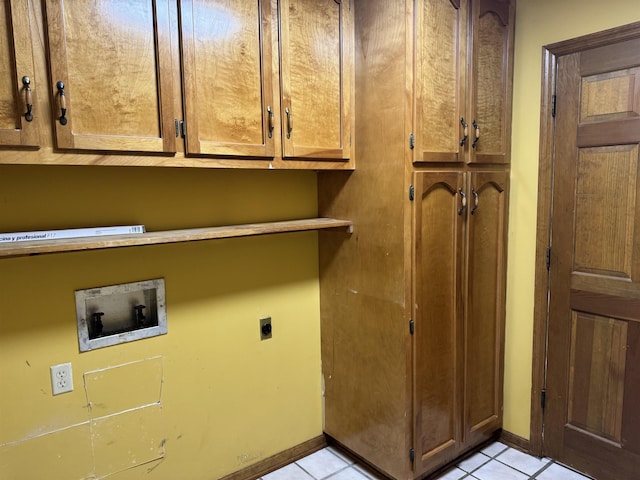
[
  {"left": 541, "top": 389, "right": 547, "bottom": 411},
  {"left": 546, "top": 246, "right": 551, "bottom": 271},
  {"left": 409, "top": 133, "right": 415, "bottom": 150},
  {"left": 409, "top": 319, "right": 414, "bottom": 335},
  {"left": 175, "top": 119, "right": 186, "bottom": 138},
  {"left": 409, "top": 184, "right": 415, "bottom": 201},
  {"left": 551, "top": 95, "right": 557, "bottom": 118},
  {"left": 409, "top": 447, "right": 415, "bottom": 463}
]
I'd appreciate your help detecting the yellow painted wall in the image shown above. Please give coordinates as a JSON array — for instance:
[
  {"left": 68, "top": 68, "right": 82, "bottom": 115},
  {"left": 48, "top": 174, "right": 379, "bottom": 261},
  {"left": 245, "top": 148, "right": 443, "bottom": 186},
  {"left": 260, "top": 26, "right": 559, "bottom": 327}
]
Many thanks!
[
  {"left": 504, "top": 0, "right": 640, "bottom": 438},
  {"left": 0, "top": 165, "right": 322, "bottom": 479},
  {"left": 3, "top": 2, "right": 639, "bottom": 475}
]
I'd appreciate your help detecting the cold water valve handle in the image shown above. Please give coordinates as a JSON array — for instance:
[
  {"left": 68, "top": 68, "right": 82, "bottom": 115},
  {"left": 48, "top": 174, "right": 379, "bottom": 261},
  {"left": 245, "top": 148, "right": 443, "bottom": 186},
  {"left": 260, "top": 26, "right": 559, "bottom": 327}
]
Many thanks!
[
  {"left": 92, "top": 312, "right": 105, "bottom": 336},
  {"left": 134, "top": 305, "right": 147, "bottom": 327}
]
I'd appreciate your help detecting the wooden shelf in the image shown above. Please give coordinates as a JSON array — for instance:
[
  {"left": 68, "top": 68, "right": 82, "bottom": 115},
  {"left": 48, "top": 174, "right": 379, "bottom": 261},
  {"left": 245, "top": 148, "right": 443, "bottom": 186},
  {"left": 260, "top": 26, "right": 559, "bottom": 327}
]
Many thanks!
[{"left": 0, "top": 218, "right": 353, "bottom": 259}]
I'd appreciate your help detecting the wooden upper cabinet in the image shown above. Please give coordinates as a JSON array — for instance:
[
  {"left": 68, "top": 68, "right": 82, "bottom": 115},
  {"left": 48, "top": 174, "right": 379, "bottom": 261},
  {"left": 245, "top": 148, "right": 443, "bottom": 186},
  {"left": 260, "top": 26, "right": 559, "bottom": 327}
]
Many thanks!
[
  {"left": 279, "top": 0, "right": 351, "bottom": 160},
  {"left": 2, "top": 1, "right": 353, "bottom": 168},
  {"left": 0, "top": 0, "right": 39, "bottom": 147},
  {"left": 180, "top": 0, "right": 353, "bottom": 163},
  {"left": 44, "top": 0, "right": 176, "bottom": 153},
  {"left": 413, "top": 0, "right": 513, "bottom": 165},
  {"left": 468, "top": 0, "right": 514, "bottom": 164},
  {"left": 180, "top": 0, "right": 275, "bottom": 157},
  {"left": 414, "top": 0, "right": 467, "bottom": 163}
]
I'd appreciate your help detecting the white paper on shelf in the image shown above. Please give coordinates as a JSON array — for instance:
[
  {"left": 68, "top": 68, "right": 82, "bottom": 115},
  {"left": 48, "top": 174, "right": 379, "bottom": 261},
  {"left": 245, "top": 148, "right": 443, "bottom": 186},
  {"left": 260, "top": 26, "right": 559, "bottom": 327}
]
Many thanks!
[{"left": 0, "top": 225, "right": 146, "bottom": 243}]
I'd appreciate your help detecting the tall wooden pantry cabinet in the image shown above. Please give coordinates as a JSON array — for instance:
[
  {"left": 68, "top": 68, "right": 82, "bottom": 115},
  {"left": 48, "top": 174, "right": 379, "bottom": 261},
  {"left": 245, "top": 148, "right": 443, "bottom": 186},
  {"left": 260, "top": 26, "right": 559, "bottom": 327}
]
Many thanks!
[{"left": 318, "top": 0, "right": 514, "bottom": 478}]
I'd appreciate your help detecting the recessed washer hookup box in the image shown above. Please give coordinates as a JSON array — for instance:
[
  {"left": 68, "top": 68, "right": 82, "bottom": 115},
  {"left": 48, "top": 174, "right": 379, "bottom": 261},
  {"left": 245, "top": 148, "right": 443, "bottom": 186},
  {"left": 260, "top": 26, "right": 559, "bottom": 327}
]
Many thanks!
[{"left": 75, "top": 278, "right": 167, "bottom": 352}]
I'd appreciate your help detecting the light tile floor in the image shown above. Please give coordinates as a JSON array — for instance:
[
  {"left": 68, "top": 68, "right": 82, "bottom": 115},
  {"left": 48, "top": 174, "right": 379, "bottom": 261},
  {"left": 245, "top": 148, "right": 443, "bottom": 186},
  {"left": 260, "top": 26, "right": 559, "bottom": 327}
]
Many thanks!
[{"left": 261, "top": 442, "right": 594, "bottom": 480}]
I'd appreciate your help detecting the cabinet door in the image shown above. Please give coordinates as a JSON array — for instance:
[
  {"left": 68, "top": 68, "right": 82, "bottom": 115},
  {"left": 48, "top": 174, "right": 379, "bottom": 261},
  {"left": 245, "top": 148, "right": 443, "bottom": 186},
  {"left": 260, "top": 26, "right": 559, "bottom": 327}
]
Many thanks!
[
  {"left": 464, "top": 170, "right": 508, "bottom": 445},
  {"left": 467, "top": 0, "right": 514, "bottom": 164},
  {"left": 0, "top": 0, "right": 39, "bottom": 147},
  {"left": 413, "top": 170, "right": 465, "bottom": 475},
  {"left": 45, "top": 0, "right": 176, "bottom": 153},
  {"left": 180, "top": 0, "right": 275, "bottom": 157},
  {"left": 279, "top": 0, "right": 351, "bottom": 160},
  {"left": 414, "top": 0, "right": 468, "bottom": 163}
]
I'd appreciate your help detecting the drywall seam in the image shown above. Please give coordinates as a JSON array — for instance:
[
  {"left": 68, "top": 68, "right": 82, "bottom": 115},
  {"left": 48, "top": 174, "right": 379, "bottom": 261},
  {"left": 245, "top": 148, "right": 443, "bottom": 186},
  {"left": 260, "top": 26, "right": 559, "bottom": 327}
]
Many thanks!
[{"left": 0, "top": 420, "right": 91, "bottom": 447}]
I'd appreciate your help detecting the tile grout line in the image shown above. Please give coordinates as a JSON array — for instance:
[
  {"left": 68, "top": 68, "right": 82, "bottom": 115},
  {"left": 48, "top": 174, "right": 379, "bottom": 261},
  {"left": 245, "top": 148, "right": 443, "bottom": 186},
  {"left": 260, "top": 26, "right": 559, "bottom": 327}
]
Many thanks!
[
  {"left": 265, "top": 443, "right": 592, "bottom": 480},
  {"left": 466, "top": 445, "right": 508, "bottom": 475},
  {"left": 530, "top": 460, "right": 556, "bottom": 479},
  {"left": 491, "top": 453, "right": 553, "bottom": 478},
  {"left": 294, "top": 448, "right": 355, "bottom": 480},
  {"left": 457, "top": 444, "right": 521, "bottom": 479}
]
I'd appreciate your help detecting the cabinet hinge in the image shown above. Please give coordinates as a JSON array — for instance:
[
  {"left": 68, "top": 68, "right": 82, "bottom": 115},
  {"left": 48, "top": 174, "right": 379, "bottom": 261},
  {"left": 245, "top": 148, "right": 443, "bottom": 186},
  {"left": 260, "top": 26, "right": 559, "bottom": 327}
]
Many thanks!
[
  {"left": 409, "top": 184, "right": 415, "bottom": 201},
  {"left": 409, "top": 319, "right": 414, "bottom": 335},
  {"left": 546, "top": 246, "right": 551, "bottom": 271},
  {"left": 175, "top": 119, "right": 186, "bottom": 138},
  {"left": 541, "top": 389, "right": 547, "bottom": 411},
  {"left": 409, "top": 447, "right": 415, "bottom": 463},
  {"left": 551, "top": 95, "right": 557, "bottom": 118},
  {"left": 409, "top": 133, "right": 415, "bottom": 150}
]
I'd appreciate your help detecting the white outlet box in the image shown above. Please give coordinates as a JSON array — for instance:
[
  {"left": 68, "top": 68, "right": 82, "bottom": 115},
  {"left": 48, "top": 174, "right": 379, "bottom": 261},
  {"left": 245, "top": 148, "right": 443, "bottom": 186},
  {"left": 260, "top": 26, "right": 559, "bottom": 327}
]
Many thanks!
[{"left": 50, "top": 362, "right": 73, "bottom": 395}]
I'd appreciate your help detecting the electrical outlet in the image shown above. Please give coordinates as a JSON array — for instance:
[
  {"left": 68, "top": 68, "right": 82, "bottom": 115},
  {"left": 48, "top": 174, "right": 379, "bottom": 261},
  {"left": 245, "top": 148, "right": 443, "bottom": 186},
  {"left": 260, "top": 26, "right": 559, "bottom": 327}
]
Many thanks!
[
  {"left": 260, "top": 317, "right": 272, "bottom": 340},
  {"left": 50, "top": 362, "right": 73, "bottom": 395}
]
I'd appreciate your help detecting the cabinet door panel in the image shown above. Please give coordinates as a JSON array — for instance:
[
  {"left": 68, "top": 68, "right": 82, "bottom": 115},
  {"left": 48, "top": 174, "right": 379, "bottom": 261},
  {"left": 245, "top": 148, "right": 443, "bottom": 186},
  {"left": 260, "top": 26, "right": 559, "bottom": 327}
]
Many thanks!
[
  {"left": 45, "top": 0, "right": 175, "bottom": 153},
  {"left": 468, "top": 0, "right": 514, "bottom": 164},
  {"left": 465, "top": 170, "right": 508, "bottom": 443},
  {"left": 279, "top": 0, "right": 350, "bottom": 160},
  {"left": 0, "top": 0, "right": 39, "bottom": 147},
  {"left": 414, "top": 0, "right": 467, "bottom": 163},
  {"left": 413, "top": 171, "right": 465, "bottom": 475},
  {"left": 180, "top": 0, "right": 275, "bottom": 157}
]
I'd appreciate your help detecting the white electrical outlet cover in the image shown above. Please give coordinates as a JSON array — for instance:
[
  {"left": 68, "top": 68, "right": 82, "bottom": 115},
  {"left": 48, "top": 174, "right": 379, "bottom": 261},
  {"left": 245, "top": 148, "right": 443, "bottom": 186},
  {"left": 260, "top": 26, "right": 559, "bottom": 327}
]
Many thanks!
[{"left": 50, "top": 362, "right": 74, "bottom": 395}]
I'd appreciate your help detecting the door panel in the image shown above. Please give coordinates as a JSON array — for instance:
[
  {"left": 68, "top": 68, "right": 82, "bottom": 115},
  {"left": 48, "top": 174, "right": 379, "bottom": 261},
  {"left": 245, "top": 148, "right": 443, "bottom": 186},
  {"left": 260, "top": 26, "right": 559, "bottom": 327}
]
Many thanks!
[
  {"left": 0, "top": 0, "right": 39, "bottom": 146},
  {"left": 580, "top": 68, "right": 640, "bottom": 123},
  {"left": 573, "top": 146, "right": 638, "bottom": 279},
  {"left": 468, "top": 0, "right": 513, "bottom": 164},
  {"left": 45, "top": 0, "right": 175, "bottom": 152},
  {"left": 413, "top": 171, "right": 464, "bottom": 475},
  {"left": 465, "top": 170, "right": 507, "bottom": 443},
  {"left": 567, "top": 312, "right": 627, "bottom": 443},
  {"left": 279, "top": 0, "right": 349, "bottom": 160},
  {"left": 180, "top": 0, "right": 275, "bottom": 157},
  {"left": 545, "top": 36, "right": 640, "bottom": 480},
  {"left": 413, "top": 0, "right": 467, "bottom": 163}
]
